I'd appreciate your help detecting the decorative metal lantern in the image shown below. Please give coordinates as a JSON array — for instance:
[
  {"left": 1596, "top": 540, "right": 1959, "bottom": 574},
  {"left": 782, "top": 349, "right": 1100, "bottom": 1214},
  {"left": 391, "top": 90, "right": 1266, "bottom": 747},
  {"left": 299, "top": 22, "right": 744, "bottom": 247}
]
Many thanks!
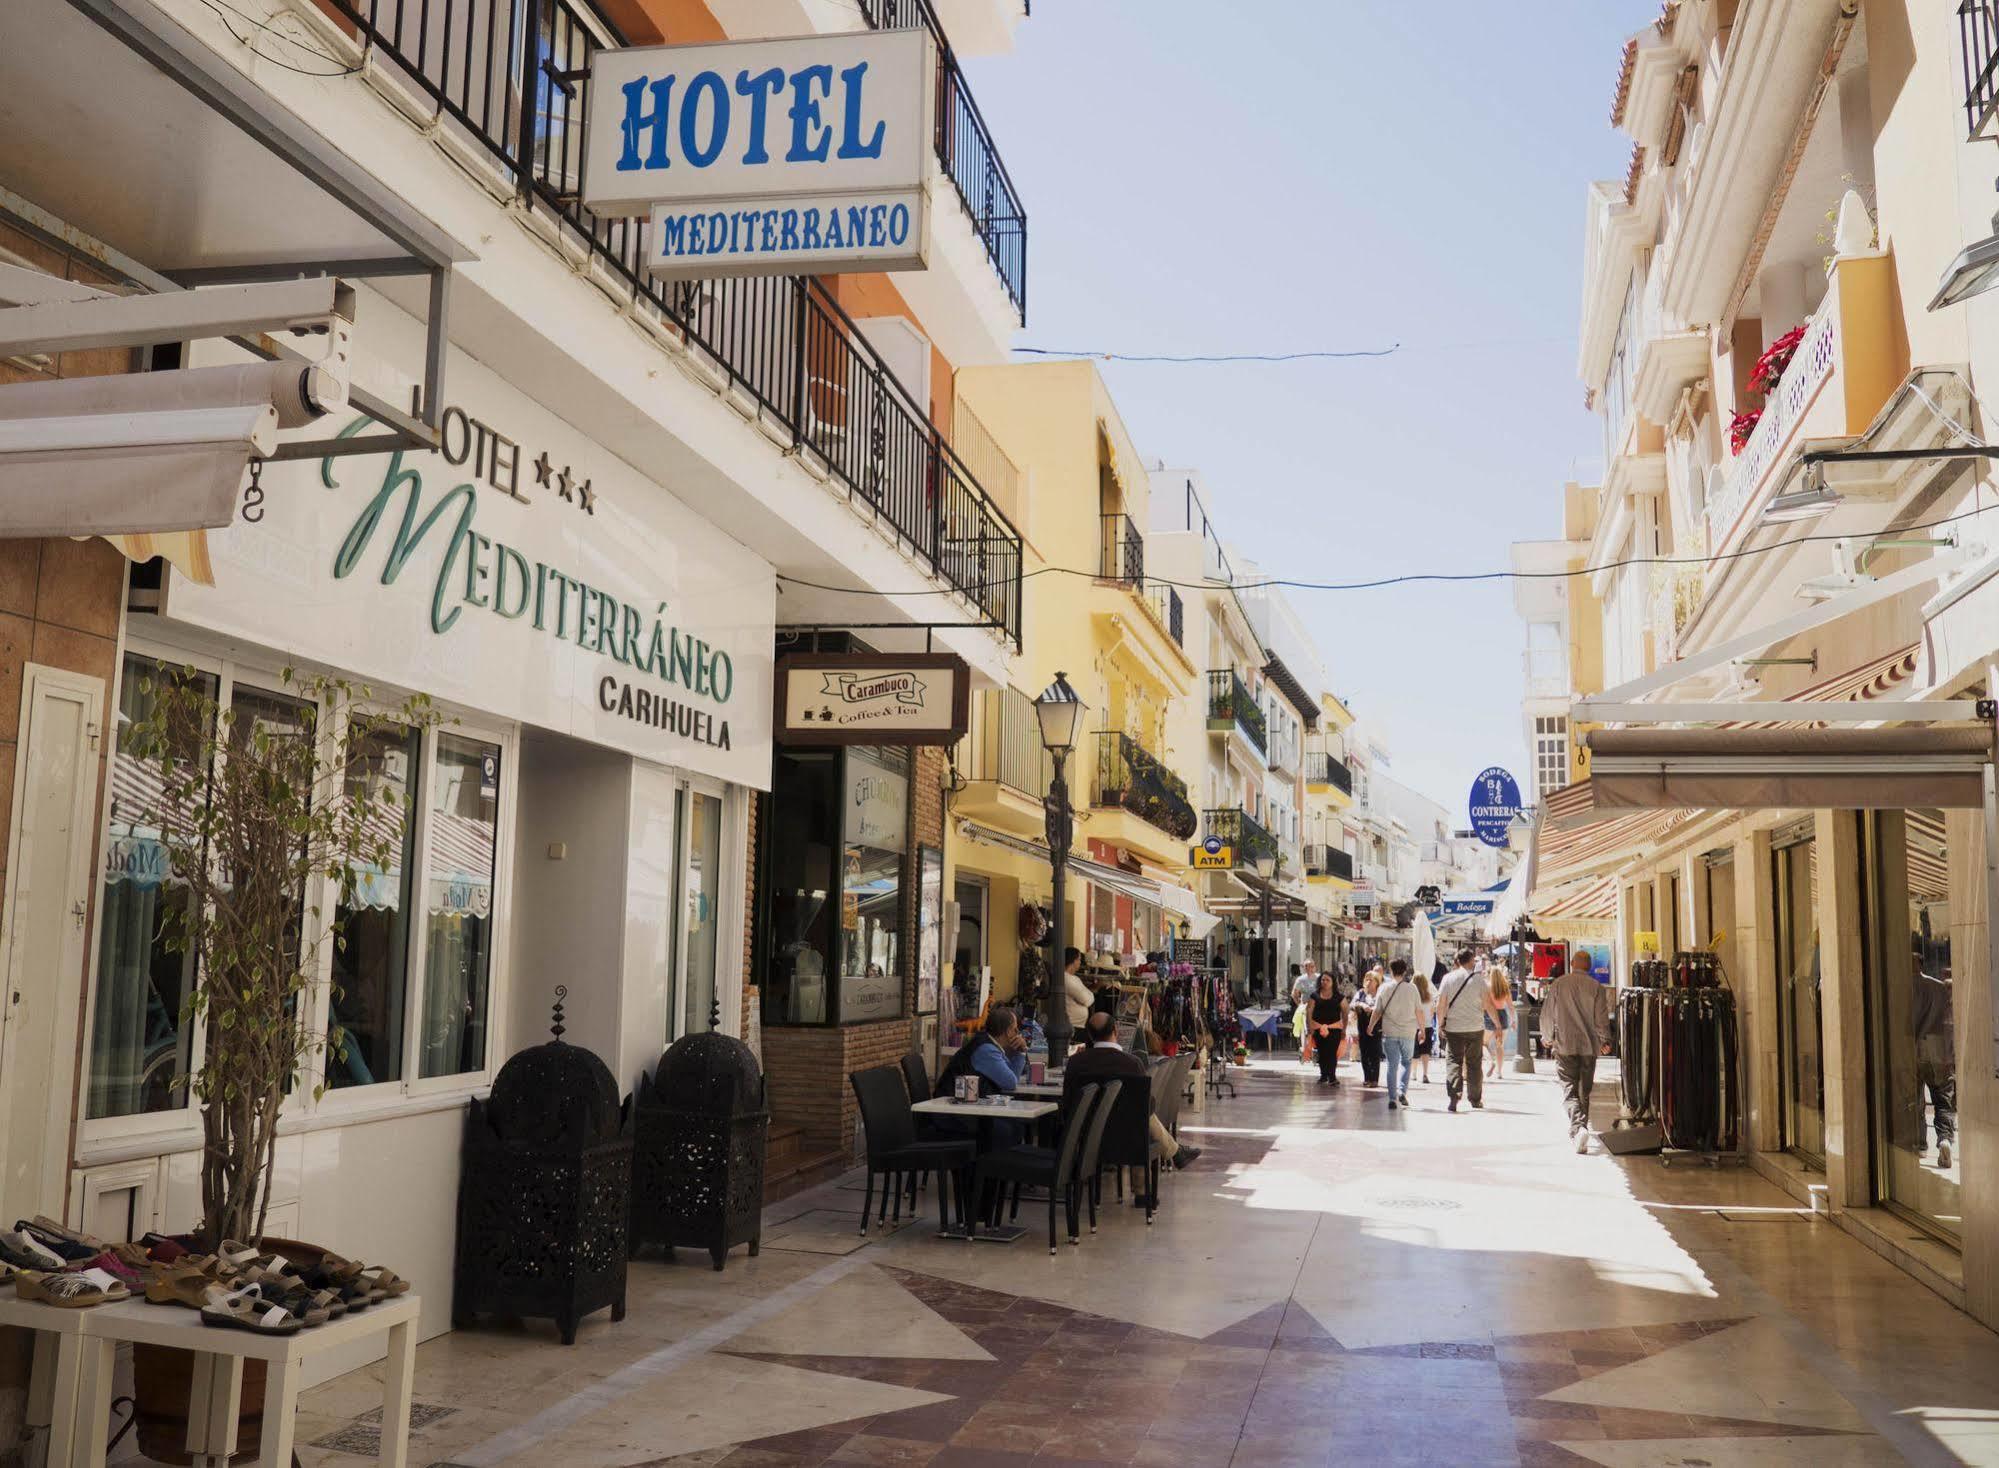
[
  {"left": 632, "top": 1030, "right": 769, "bottom": 1270},
  {"left": 454, "top": 989, "right": 633, "bottom": 1344}
]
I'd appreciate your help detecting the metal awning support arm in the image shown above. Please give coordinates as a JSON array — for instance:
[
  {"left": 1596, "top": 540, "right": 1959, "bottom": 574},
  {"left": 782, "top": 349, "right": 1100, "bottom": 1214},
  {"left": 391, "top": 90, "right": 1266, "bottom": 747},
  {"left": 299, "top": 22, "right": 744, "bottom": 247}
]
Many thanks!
[{"left": 1574, "top": 543, "right": 1979, "bottom": 714}]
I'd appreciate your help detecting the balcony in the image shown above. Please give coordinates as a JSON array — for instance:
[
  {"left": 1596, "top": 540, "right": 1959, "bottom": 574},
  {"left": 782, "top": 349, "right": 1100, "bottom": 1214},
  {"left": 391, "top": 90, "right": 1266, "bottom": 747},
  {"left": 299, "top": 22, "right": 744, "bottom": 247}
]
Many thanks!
[
  {"left": 1964, "top": 0, "right": 1999, "bottom": 137},
  {"left": 325, "top": 0, "right": 1022, "bottom": 643},
  {"left": 1522, "top": 647, "right": 1569, "bottom": 702},
  {"left": 1304, "top": 752, "right": 1354, "bottom": 799},
  {"left": 1204, "top": 807, "right": 1280, "bottom": 875},
  {"left": 954, "top": 686, "right": 1052, "bottom": 836},
  {"left": 1100, "top": 512, "right": 1144, "bottom": 583},
  {"left": 1206, "top": 670, "right": 1268, "bottom": 757},
  {"left": 1304, "top": 844, "right": 1355, "bottom": 886},
  {"left": 1094, "top": 731, "right": 1198, "bottom": 843},
  {"left": 1701, "top": 253, "right": 1900, "bottom": 565},
  {"left": 859, "top": 0, "right": 1028, "bottom": 319}
]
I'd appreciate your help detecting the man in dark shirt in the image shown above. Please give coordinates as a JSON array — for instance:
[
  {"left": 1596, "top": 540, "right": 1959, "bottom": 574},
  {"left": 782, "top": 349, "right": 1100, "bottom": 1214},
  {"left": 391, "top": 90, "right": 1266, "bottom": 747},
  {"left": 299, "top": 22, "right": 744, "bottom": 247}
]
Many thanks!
[{"left": 1063, "top": 1011, "right": 1201, "bottom": 1201}]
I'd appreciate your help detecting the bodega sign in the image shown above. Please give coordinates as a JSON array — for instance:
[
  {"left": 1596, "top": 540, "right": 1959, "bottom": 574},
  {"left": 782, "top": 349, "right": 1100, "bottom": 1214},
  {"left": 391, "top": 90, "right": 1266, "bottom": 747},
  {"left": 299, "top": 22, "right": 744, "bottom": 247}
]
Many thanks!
[
  {"left": 582, "top": 30, "right": 934, "bottom": 279},
  {"left": 776, "top": 652, "right": 968, "bottom": 747}
]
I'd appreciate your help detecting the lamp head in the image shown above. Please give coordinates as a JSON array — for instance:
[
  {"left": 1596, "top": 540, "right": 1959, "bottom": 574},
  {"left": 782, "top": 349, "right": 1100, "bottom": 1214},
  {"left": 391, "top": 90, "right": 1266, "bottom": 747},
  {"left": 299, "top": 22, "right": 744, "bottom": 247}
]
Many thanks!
[
  {"left": 1254, "top": 852, "right": 1277, "bottom": 881},
  {"left": 1034, "top": 671, "right": 1085, "bottom": 754}
]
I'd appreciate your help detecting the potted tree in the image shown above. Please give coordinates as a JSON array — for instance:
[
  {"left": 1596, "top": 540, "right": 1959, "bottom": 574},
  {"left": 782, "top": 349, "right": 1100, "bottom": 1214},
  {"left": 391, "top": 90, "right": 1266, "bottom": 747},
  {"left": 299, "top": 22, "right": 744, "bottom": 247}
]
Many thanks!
[{"left": 123, "top": 664, "right": 434, "bottom": 1459}]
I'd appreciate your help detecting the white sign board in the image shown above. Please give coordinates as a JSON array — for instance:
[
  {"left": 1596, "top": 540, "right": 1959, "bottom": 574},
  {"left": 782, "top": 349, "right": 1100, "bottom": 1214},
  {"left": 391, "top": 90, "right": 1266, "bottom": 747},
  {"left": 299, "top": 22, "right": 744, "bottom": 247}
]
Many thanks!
[
  {"left": 170, "top": 299, "right": 776, "bottom": 789},
  {"left": 583, "top": 30, "right": 935, "bottom": 279},
  {"left": 776, "top": 653, "right": 967, "bottom": 745}
]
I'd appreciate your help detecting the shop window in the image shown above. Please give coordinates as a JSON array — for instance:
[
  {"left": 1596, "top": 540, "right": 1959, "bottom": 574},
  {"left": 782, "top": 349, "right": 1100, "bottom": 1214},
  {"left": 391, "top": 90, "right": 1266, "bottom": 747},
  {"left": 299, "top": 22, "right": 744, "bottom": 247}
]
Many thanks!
[
  {"left": 1773, "top": 834, "right": 1825, "bottom": 1165},
  {"left": 328, "top": 723, "right": 420, "bottom": 1089},
  {"left": 760, "top": 745, "right": 909, "bottom": 1026},
  {"left": 86, "top": 656, "right": 216, "bottom": 1120},
  {"left": 1862, "top": 811, "right": 1959, "bottom": 1239},
  {"left": 419, "top": 734, "right": 501, "bottom": 1079}
]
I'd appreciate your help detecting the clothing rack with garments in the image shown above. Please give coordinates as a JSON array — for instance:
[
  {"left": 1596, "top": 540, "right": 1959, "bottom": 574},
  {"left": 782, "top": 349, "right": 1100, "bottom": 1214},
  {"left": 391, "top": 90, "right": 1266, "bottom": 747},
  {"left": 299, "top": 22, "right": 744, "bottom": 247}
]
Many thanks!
[{"left": 1616, "top": 955, "right": 1740, "bottom": 1157}]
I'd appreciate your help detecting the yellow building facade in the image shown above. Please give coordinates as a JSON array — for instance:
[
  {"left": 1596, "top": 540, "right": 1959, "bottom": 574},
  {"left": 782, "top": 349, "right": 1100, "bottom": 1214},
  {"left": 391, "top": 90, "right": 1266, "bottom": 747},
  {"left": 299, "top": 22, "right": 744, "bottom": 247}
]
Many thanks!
[{"left": 944, "top": 362, "right": 1203, "bottom": 1013}]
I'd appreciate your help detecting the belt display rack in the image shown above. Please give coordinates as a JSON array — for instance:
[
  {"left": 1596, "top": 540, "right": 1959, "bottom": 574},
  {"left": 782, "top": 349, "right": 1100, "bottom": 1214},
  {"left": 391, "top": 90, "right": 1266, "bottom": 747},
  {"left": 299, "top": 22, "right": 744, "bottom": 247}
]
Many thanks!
[{"left": 1615, "top": 953, "right": 1742, "bottom": 1163}]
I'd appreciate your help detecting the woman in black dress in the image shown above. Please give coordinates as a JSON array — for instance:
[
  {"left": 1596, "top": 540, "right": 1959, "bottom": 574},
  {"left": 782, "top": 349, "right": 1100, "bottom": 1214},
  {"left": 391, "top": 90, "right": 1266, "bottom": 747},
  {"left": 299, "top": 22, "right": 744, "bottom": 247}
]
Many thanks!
[{"left": 1309, "top": 973, "right": 1344, "bottom": 1086}]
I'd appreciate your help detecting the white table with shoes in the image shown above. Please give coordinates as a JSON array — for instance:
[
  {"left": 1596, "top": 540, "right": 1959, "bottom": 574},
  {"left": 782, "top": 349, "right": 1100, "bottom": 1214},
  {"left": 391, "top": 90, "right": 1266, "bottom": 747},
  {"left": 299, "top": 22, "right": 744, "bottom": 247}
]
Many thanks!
[{"left": 0, "top": 1289, "right": 420, "bottom": 1468}]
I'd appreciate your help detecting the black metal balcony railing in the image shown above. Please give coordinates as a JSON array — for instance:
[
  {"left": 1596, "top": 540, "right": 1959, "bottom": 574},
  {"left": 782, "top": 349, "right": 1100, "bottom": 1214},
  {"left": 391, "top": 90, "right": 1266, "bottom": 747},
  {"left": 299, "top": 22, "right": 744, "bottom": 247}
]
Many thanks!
[
  {"left": 1206, "top": 670, "right": 1267, "bottom": 754},
  {"left": 960, "top": 686, "right": 1052, "bottom": 797},
  {"left": 1163, "top": 584, "right": 1184, "bottom": 647},
  {"left": 1304, "top": 844, "right": 1355, "bottom": 882},
  {"left": 1095, "top": 732, "right": 1197, "bottom": 841},
  {"left": 858, "top": 0, "right": 1028, "bottom": 318},
  {"left": 1305, "top": 751, "right": 1354, "bottom": 795},
  {"left": 1100, "top": 513, "right": 1144, "bottom": 583},
  {"left": 1965, "top": 1, "right": 1999, "bottom": 136},
  {"left": 1204, "top": 807, "right": 1279, "bottom": 874},
  {"left": 324, "top": 0, "right": 1023, "bottom": 644}
]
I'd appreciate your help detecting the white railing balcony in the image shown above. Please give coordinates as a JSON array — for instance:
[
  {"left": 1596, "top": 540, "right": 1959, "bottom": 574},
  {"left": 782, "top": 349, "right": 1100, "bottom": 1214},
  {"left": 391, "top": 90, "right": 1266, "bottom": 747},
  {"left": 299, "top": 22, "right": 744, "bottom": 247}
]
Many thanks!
[{"left": 1522, "top": 647, "right": 1569, "bottom": 701}]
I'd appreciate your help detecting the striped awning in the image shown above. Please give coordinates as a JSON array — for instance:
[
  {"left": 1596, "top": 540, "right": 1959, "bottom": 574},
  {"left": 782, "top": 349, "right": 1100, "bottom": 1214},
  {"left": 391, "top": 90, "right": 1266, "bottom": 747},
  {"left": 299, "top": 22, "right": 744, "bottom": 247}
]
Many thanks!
[
  {"left": 1722, "top": 644, "right": 1919, "bottom": 730},
  {"left": 1536, "top": 873, "right": 1618, "bottom": 921},
  {"left": 1906, "top": 808, "right": 1949, "bottom": 903}
]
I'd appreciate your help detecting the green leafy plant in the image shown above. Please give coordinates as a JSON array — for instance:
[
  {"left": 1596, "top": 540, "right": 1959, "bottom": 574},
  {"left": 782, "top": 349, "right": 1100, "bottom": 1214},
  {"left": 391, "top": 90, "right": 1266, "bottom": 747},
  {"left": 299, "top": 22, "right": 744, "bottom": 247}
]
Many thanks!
[{"left": 127, "top": 666, "right": 438, "bottom": 1248}]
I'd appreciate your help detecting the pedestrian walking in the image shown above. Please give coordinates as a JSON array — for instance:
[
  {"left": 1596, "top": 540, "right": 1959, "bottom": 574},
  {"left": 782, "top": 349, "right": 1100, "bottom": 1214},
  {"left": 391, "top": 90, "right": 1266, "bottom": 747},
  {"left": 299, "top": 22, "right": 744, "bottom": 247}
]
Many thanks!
[
  {"left": 1308, "top": 971, "right": 1344, "bottom": 1087},
  {"left": 1352, "top": 969, "right": 1384, "bottom": 1087},
  {"left": 1436, "top": 948, "right": 1495, "bottom": 1112},
  {"left": 1370, "top": 958, "right": 1425, "bottom": 1108},
  {"left": 1412, "top": 967, "right": 1436, "bottom": 1084},
  {"left": 1485, "top": 966, "right": 1516, "bottom": 1078},
  {"left": 1541, "top": 955, "right": 1613, "bottom": 1151}
]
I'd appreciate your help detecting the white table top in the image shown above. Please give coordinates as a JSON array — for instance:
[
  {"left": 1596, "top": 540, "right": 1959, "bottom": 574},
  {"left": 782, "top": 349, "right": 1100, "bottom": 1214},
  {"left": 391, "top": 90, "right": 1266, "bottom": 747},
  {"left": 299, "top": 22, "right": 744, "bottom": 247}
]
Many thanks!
[
  {"left": 911, "top": 1097, "right": 1057, "bottom": 1120},
  {"left": 0, "top": 1289, "right": 420, "bottom": 1362},
  {"left": 1012, "top": 1081, "right": 1064, "bottom": 1098}
]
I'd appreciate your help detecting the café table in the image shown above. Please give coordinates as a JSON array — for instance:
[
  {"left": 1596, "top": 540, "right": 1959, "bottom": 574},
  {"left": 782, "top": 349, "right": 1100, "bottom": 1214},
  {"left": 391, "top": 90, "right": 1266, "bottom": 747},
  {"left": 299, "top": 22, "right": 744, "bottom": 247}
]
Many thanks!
[{"left": 909, "top": 1097, "right": 1058, "bottom": 1243}]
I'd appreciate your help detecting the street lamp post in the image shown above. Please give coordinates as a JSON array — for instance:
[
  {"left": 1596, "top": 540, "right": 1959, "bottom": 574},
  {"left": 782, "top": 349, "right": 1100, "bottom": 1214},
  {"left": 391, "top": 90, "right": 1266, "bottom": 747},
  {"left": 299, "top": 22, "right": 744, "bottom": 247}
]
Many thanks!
[
  {"left": 1035, "top": 672, "right": 1085, "bottom": 1065},
  {"left": 1253, "top": 851, "right": 1277, "bottom": 1004}
]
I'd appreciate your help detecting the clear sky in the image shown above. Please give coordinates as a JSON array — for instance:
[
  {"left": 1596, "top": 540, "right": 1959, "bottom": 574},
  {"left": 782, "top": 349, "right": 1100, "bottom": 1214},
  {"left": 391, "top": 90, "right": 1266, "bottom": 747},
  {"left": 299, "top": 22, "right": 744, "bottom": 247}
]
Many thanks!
[{"left": 965, "top": 0, "right": 1656, "bottom": 817}]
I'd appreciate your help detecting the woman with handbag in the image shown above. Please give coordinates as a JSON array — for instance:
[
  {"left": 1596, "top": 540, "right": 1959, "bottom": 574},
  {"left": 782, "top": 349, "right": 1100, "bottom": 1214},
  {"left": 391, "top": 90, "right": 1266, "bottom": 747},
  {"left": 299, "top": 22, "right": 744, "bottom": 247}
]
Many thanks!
[{"left": 1309, "top": 972, "right": 1344, "bottom": 1086}]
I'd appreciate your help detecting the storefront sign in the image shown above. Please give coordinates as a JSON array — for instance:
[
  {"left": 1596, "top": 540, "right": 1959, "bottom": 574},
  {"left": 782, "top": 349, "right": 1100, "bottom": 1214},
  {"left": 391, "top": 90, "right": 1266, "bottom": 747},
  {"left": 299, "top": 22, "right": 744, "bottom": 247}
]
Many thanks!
[
  {"left": 582, "top": 31, "right": 934, "bottom": 279},
  {"left": 1441, "top": 894, "right": 1496, "bottom": 918},
  {"left": 776, "top": 653, "right": 968, "bottom": 746},
  {"left": 848, "top": 762, "right": 908, "bottom": 849},
  {"left": 1469, "top": 765, "right": 1523, "bottom": 849},
  {"left": 1192, "top": 835, "right": 1233, "bottom": 870},
  {"left": 172, "top": 314, "right": 775, "bottom": 789}
]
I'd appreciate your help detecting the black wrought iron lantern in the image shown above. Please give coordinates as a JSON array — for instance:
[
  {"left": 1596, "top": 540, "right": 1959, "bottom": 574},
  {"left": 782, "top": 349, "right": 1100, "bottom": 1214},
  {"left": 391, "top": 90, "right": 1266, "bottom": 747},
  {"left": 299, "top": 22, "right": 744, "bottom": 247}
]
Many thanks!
[
  {"left": 632, "top": 1030, "right": 769, "bottom": 1270},
  {"left": 454, "top": 990, "right": 633, "bottom": 1344}
]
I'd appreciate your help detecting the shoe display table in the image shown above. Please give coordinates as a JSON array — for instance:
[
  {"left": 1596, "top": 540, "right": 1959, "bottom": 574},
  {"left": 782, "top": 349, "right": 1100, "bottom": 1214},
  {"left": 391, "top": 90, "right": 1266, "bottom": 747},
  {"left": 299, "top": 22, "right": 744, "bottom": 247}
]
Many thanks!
[{"left": 0, "top": 1291, "right": 420, "bottom": 1467}]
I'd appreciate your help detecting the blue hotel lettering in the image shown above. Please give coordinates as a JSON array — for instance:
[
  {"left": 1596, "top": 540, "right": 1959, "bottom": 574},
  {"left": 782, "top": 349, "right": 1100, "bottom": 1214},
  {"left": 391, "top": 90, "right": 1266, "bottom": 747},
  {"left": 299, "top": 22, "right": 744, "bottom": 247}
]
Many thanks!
[
  {"left": 657, "top": 200, "right": 911, "bottom": 262},
  {"left": 618, "top": 60, "right": 887, "bottom": 174}
]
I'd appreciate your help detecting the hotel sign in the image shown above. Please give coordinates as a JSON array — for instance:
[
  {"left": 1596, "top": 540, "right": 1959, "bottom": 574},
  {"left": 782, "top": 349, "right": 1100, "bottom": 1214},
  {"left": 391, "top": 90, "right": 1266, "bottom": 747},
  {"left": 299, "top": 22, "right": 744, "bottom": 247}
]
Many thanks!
[
  {"left": 582, "top": 30, "right": 934, "bottom": 279},
  {"left": 776, "top": 653, "right": 969, "bottom": 747},
  {"left": 171, "top": 311, "right": 776, "bottom": 790}
]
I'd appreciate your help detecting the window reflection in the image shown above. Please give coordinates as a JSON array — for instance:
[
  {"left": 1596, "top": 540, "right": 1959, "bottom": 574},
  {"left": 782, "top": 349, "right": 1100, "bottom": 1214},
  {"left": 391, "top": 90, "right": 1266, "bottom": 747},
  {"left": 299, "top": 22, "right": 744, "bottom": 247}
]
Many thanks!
[
  {"left": 328, "top": 724, "right": 420, "bottom": 1088},
  {"left": 420, "top": 734, "right": 499, "bottom": 1078},
  {"left": 87, "top": 656, "right": 215, "bottom": 1119}
]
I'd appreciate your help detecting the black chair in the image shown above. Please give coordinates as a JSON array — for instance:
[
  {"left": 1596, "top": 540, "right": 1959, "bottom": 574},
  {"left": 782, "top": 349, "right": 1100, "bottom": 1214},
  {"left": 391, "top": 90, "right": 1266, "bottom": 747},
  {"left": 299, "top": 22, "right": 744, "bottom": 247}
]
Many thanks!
[
  {"left": 898, "top": 1049, "right": 940, "bottom": 1209},
  {"left": 973, "top": 1084, "right": 1108, "bottom": 1255},
  {"left": 1074, "top": 1080, "right": 1124, "bottom": 1236},
  {"left": 1087, "top": 1067, "right": 1159, "bottom": 1224},
  {"left": 899, "top": 1050, "right": 932, "bottom": 1106},
  {"left": 849, "top": 1065, "right": 974, "bottom": 1236}
]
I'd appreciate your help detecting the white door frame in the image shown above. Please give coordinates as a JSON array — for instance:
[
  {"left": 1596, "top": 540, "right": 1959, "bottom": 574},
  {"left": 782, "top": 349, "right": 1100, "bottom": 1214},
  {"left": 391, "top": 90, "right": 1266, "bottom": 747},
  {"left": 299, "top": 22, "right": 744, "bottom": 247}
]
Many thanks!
[{"left": 0, "top": 663, "right": 105, "bottom": 1219}]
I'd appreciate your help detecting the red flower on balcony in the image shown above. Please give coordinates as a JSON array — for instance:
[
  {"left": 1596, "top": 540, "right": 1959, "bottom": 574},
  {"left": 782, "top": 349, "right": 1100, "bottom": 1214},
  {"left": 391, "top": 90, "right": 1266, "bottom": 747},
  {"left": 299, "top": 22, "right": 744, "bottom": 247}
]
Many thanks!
[
  {"left": 1746, "top": 325, "right": 1806, "bottom": 397},
  {"left": 1729, "top": 408, "right": 1762, "bottom": 456}
]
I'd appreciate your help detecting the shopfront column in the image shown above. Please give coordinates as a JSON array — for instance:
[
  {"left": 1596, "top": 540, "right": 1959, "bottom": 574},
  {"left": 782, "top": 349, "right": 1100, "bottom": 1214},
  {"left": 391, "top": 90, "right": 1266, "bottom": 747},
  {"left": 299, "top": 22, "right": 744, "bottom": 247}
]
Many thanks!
[
  {"left": 1816, "top": 809, "right": 1873, "bottom": 1212},
  {"left": 1734, "top": 827, "right": 1782, "bottom": 1155},
  {"left": 1948, "top": 808, "right": 1999, "bottom": 1331}
]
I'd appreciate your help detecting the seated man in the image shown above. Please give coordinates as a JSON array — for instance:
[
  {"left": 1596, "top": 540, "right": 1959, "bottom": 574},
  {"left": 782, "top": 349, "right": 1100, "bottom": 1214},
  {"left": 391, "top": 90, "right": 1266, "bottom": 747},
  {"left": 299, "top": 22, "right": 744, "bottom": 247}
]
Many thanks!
[
  {"left": 935, "top": 1006, "right": 1030, "bottom": 1148},
  {"left": 1062, "top": 1011, "right": 1202, "bottom": 1205}
]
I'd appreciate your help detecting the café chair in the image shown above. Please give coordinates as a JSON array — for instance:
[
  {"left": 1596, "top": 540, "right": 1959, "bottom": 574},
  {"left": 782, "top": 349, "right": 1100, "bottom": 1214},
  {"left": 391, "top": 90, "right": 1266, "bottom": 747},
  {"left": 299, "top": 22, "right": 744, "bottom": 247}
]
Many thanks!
[
  {"left": 973, "top": 1084, "right": 1109, "bottom": 1255},
  {"left": 849, "top": 1066, "right": 973, "bottom": 1237}
]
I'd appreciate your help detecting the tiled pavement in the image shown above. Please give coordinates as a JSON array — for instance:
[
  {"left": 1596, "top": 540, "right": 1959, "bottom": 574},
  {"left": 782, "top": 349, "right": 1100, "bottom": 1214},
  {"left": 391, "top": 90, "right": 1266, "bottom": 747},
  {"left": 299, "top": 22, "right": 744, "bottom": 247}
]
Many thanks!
[{"left": 242, "top": 1055, "right": 1999, "bottom": 1467}]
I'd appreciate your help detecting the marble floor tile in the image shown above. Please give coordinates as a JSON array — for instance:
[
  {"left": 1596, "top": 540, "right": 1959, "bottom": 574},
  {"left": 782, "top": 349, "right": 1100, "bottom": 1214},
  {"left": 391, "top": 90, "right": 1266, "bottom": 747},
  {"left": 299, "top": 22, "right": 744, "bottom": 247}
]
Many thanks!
[{"left": 260, "top": 1060, "right": 1999, "bottom": 1468}]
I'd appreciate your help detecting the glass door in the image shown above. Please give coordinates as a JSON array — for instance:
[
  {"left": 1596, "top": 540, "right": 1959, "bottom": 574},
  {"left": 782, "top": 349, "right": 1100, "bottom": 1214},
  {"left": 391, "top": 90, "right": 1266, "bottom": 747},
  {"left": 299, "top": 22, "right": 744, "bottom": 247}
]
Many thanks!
[
  {"left": 677, "top": 783, "right": 726, "bottom": 1036},
  {"left": 1862, "top": 811, "right": 1961, "bottom": 1239},
  {"left": 1772, "top": 834, "right": 1825, "bottom": 1166}
]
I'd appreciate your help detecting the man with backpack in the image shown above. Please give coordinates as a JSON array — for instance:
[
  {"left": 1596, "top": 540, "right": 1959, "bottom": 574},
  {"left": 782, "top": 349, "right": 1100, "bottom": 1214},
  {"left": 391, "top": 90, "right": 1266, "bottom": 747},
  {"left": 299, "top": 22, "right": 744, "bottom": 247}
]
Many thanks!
[
  {"left": 1435, "top": 948, "right": 1496, "bottom": 1112},
  {"left": 1369, "top": 957, "right": 1426, "bottom": 1108}
]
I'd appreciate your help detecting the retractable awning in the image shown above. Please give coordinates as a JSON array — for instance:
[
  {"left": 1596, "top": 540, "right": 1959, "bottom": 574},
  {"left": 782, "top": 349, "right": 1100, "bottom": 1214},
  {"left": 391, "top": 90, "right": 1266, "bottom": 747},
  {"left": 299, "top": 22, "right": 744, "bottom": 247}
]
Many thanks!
[
  {"left": 954, "top": 821, "right": 1166, "bottom": 907},
  {"left": 1585, "top": 726, "right": 1991, "bottom": 812}
]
